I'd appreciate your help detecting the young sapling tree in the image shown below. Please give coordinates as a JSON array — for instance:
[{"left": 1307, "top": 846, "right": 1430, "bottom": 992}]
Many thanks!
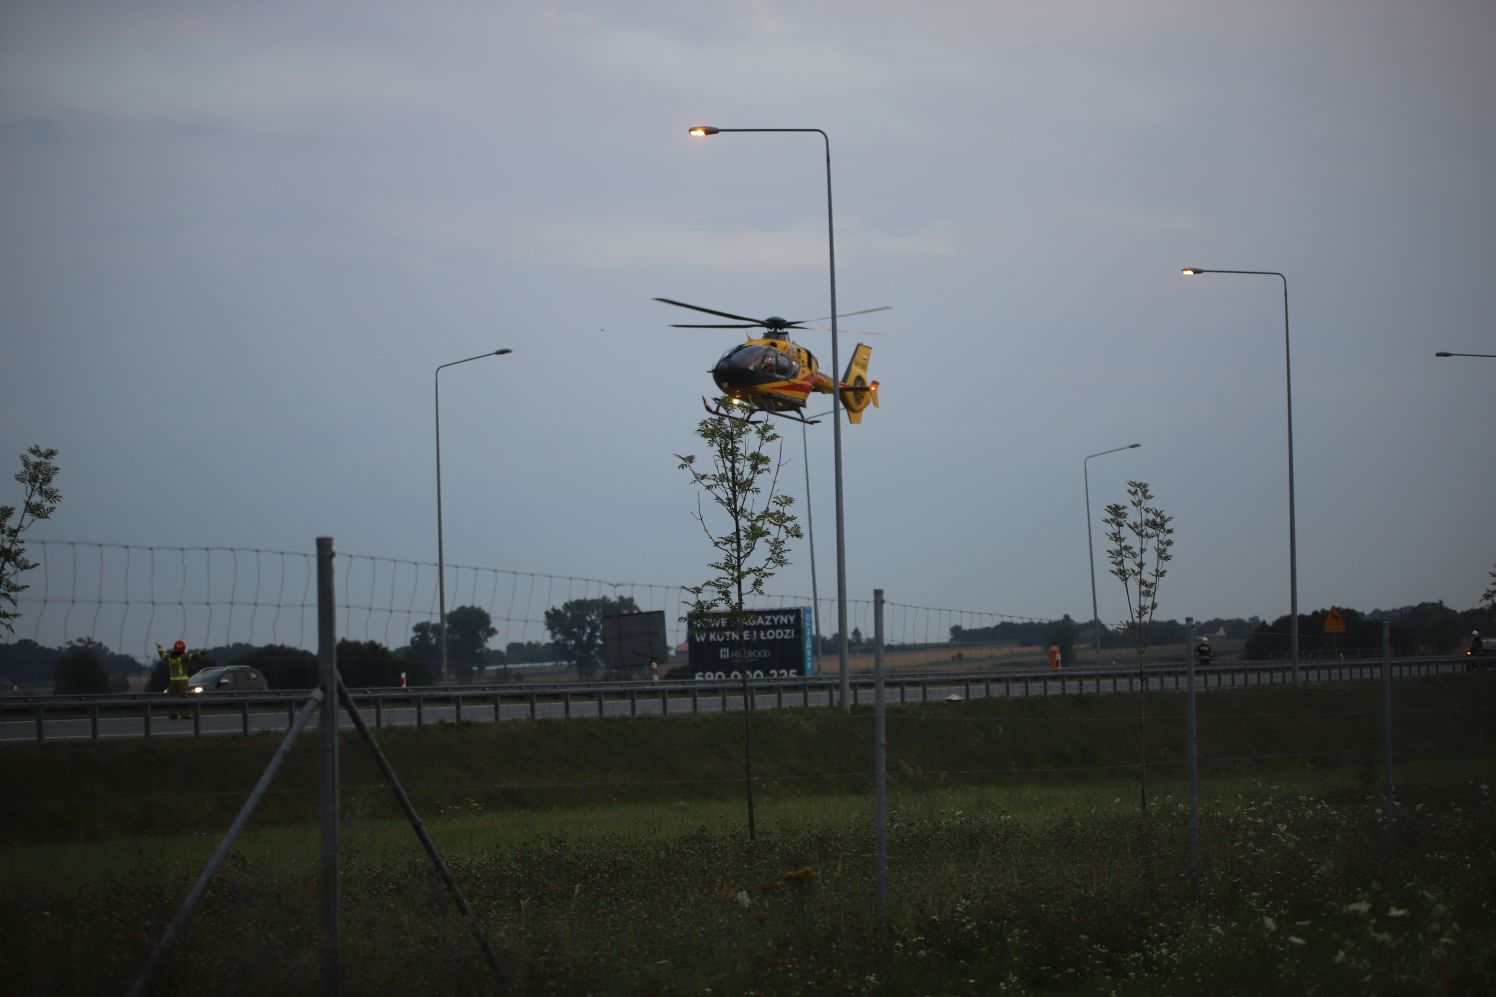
[
  {"left": 1104, "top": 480, "right": 1175, "bottom": 814},
  {"left": 677, "top": 403, "right": 802, "bottom": 841}
]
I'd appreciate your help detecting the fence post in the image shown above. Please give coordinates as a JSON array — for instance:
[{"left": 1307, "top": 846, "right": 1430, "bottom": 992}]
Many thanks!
[
  {"left": 1382, "top": 620, "right": 1394, "bottom": 843},
  {"left": 143, "top": 701, "right": 152, "bottom": 739},
  {"left": 90, "top": 703, "right": 100, "bottom": 742},
  {"left": 316, "top": 536, "right": 340, "bottom": 994},
  {"left": 241, "top": 700, "right": 250, "bottom": 737},
  {"left": 1185, "top": 617, "right": 1199, "bottom": 898},
  {"left": 873, "top": 589, "right": 888, "bottom": 939}
]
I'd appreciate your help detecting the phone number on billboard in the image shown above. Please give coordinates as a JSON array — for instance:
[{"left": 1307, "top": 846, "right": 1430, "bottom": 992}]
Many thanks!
[{"left": 695, "top": 669, "right": 801, "bottom": 681}]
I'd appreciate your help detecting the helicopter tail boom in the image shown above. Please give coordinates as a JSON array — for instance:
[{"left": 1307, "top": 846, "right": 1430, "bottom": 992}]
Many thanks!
[{"left": 838, "top": 343, "right": 879, "bottom": 424}]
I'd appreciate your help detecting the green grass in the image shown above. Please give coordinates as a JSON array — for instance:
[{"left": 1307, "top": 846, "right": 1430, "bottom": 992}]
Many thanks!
[{"left": 1, "top": 675, "right": 1494, "bottom": 993}]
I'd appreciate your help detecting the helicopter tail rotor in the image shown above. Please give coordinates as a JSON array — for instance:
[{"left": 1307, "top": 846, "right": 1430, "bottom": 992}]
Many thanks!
[{"left": 839, "top": 343, "right": 878, "bottom": 424}]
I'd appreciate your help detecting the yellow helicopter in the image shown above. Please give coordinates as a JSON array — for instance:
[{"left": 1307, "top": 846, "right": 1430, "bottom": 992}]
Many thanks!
[{"left": 656, "top": 297, "right": 886, "bottom": 424}]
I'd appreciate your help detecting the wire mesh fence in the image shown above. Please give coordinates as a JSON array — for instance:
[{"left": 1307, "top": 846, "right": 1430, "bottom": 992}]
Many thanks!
[{"left": 8, "top": 540, "right": 1057, "bottom": 665}]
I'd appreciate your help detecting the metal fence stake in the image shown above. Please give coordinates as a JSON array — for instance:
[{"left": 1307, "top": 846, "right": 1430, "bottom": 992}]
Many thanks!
[
  {"left": 127, "top": 689, "right": 325, "bottom": 997},
  {"left": 873, "top": 589, "right": 888, "bottom": 940},
  {"left": 317, "top": 536, "right": 340, "bottom": 995}
]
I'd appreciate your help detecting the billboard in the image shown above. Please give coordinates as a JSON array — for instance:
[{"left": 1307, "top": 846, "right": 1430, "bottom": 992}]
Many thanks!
[
  {"left": 601, "top": 611, "right": 668, "bottom": 676},
  {"left": 686, "top": 607, "right": 814, "bottom": 679}
]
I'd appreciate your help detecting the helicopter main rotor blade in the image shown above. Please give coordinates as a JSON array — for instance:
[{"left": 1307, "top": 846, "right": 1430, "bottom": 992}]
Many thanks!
[
  {"left": 804, "top": 325, "right": 893, "bottom": 336},
  {"left": 654, "top": 297, "right": 769, "bottom": 326},
  {"left": 802, "top": 305, "right": 892, "bottom": 323},
  {"left": 670, "top": 322, "right": 761, "bottom": 329}
]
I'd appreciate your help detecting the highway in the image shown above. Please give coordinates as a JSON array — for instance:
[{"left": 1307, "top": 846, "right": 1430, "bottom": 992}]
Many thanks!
[{"left": 0, "top": 657, "right": 1468, "bottom": 744}]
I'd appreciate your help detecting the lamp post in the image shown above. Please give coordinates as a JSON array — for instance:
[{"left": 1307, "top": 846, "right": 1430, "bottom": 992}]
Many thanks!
[
  {"left": 1084, "top": 443, "right": 1141, "bottom": 662},
  {"left": 1181, "top": 267, "right": 1299, "bottom": 680},
  {"left": 435, "top": 348, "right": 511, "bottom": 684},
  {"left": 689, "top": 124, "right": 853, "bottom": 711},
  {"left": 1435, "top": 351, "right": 1496, "bottom": 358},
  {"left": 802, "top": 410, "right": 834, "bottom": 665}
]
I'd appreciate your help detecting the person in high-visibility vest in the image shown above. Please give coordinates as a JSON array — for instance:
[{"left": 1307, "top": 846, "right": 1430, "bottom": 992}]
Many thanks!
[
  {"left": 157, "top": 640, "right": 208, "bottom": 700},
  {"left": 1194, "top": 637, "right": 1214, "bottom": 666}
]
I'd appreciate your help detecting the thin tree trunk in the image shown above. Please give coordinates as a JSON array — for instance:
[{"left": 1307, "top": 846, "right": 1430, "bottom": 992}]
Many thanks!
[
  {"left": 1138, "top": 655, "right": 1148, "bottom": 814},
  {"left": 732, "top": 483, "right": 756, "bottom": 842}
]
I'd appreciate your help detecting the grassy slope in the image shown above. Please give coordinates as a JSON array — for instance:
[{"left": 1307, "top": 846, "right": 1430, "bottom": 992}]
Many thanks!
[{"left": 1, "top": 673, "right": 1490, "bottom": 846}]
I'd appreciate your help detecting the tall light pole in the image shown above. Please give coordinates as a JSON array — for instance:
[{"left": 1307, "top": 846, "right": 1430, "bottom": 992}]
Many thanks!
[
  {"left": 1435, "top": 351, "right": 1496, "bottom": 358},
  {"left": 1182, "top": 267, "right": 1299, "bottom": 680},
  {"left": 1084, "top": 443, "right": 1140, "bottom": 662},
  {"left": 802, "top": 410, "right": 834, "bottom": 666},
  {"left": 689, "top": 124, "right": 853, "bottom": 711},
  {"left": 435, "top": 348, "right": 511, "bottom": 685}
]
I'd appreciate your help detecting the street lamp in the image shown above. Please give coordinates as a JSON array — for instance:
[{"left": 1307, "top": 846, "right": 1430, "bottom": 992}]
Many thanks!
[
  {"left": 802, "top": 409, "right": 834, "bottom": 665},
  {"left": 1181, "top": 267, "right": 1299, "bottom": 680},
  {"left": 1435, "top": 351, "right": 1496, "bottom": 358},
  {"left": 689, "top": 124, "right": 854, "bottom": 711},
  {"left": 435, "top": 348, "right": 511, "bottom": 684},
  {"left": 1084, "top": 443, "right": 1141, "bottom": 662}
]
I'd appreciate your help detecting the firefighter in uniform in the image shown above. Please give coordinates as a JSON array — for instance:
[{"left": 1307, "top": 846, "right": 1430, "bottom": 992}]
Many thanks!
[
  {"left": 157, "top": 640, "right": 207, "bottom": 713},
  {"left": 1194, "top": 636, "right": 1214, "bottom": 667}
]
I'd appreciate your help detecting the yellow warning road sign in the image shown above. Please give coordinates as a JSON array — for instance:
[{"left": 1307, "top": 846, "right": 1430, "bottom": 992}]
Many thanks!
[{"left": 1324, "top": 607, "right": 1346, "bottom": 634}]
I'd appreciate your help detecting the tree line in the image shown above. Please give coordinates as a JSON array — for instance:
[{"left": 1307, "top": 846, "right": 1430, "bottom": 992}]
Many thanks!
[
  {"left": 6, "top": 596, "right": 1493, "bottom": 695},
  {"left": 950, "top": 601, "right": 1494, "bottom": 661},
  {"left": 0, "top": 594, "right": 652, "bottom": 694}
]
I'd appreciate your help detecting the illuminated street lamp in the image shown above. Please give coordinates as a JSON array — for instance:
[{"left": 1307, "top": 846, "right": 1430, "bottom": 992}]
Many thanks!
[
  {"left": 435, "top": 348, "right": 511, "bottom": 684},
  {"left": 689, "top": 124, "right": 854, "bottom": 711},
  {"left": 1181, "top": 267, "right": 1300, "bottom": 680},
  {"left": 1084, "top": 443, "right": 1141, "bottom": 662}
]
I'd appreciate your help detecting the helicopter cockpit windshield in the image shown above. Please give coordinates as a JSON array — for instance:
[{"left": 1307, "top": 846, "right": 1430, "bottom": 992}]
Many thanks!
[{"left": 715, "top": 344, "right": 800, "bottom": 379}]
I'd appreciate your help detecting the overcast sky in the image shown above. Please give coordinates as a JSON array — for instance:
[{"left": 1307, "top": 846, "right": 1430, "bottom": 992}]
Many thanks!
[{"left": 3, "top": 0, "right": 1493, "bottom": 652}]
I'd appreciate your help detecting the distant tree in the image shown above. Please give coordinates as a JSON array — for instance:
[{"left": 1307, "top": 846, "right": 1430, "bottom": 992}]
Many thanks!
[
  {"left": 65, "top": 637, "right": 143, "bottom": 691},
  {"left": 54, "top": 645, "right": 110, "bottom": 695},
  {"left": 237, "top": 644, "right": 318, "bottom": 690},
  {"left": 850, "top": 627, "right": 864, "bottom": 650},
  {"left": 1484, "top": 563, "right": 1496, "bottom": 612},
  {"left": 407, "top": 606, "right": 497, "bottom": 682},
  {"left": 337, "top": 639, "right": 427, "bottom": 688},
  {"left": 1048, "top": 614, "right": 1077, "bottom": 667},
  {"left": 545, "top": 596, "right": 640, "bottom": 680},
  {"left": 1, "top": 446, "right": 61, "bottom": 636},
  {"left": 0, "top": 639, "right": 56, "bottom": 688},
  {"left": 1104, "top": 480, "right": 1174, "bottom": 814},
  {"left": 505, "top": 640, "right": 557, "bottom": 664},
  {"left": 677, "top": 402, "right": 801, "bottom": 843}
]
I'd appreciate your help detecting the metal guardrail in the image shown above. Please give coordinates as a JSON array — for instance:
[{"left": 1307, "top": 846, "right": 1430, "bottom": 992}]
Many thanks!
[{"left": 0, "top": 656, "right": 1474, "bottom": 745}]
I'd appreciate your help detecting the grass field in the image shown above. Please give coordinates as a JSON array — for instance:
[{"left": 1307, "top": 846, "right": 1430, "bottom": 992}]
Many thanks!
[{"left": 2, "top": 674, "right": 1493, "bottom": 994}]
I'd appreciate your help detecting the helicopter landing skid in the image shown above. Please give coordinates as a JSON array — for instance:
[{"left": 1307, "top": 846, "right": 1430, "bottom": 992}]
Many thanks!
[{"left": 700, "top": 397, "right": 821, "bottom": 426}]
